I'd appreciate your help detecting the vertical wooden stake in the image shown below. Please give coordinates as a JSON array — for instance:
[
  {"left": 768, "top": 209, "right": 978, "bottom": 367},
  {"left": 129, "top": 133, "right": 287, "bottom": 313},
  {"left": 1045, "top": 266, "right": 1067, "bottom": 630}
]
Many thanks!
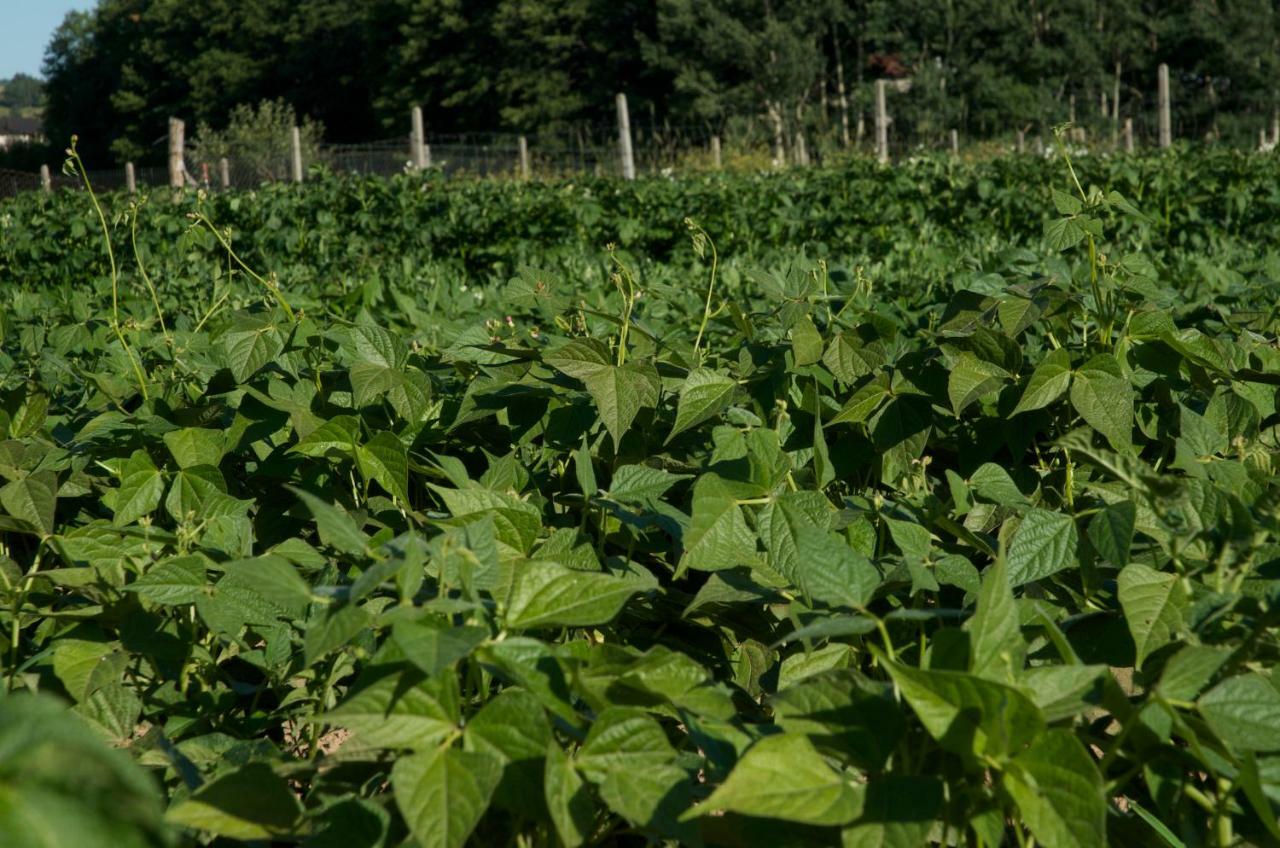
[
  {"left": 40, "top": 164, "right": 51, "bottom": 192},
  {"left": 875, "top": 79, "right": 889, "bottom": 164},
  {"left": 616, "top": 93, "right": 636, "bottom": 180},
  {"left": 290, "top": 126, "right": 303, "bottom": 182},
  {"left": 1016, "top": 129, "right": 1026, "bottom": 154},
  {"left": 125, "top": 162, "right": 136, "bottom": 194},
  {"left": 1157, "top": 63, "right": 1172, "bottom": 148},
  {"left": 219, "top": 157, "right": 230, "bottom": 189},
  {"left": 1123, "top": 118, "right": 1134, "bottom": 152},
  {"left": 424, "top": 144, "right": 432, "bottom": 169},
  {"left": 411, "top": 106, "right": 427, "bottom": 170},
  {"left": 518, "top": 135, "right": 530, "bottom": 179},
  {"left": 1034, "top": 135, "right": 1044, "bottom": 155},
  {"left": 949, "top": 129, "right": 959, "bottom": 155},
  {"left": 168, "top": 117, "right": 185, "bottom": 188},
  {"left": 710, "top": 135, "right": 722, "bottom": 169}
]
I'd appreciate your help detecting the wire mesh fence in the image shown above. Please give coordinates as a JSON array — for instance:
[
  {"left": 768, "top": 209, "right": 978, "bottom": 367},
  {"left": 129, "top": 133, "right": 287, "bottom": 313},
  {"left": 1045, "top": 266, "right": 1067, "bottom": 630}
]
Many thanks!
[{"left": 3, "top": 90, "right": 1277, "bottom": 201}]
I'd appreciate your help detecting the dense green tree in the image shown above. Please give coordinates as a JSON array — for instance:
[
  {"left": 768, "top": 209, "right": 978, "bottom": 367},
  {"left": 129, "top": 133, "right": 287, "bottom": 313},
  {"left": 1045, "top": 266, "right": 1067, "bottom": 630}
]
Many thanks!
[{"left": 36, "top": 0, "right": 1280, "bottom": 167}]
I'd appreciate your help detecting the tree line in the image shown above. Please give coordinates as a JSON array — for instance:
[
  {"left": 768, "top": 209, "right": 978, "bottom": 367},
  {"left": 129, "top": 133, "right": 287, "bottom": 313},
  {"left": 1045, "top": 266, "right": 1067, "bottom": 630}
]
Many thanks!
[{"left": 35, "top": 0, "right": 1280, "bottom": 168}]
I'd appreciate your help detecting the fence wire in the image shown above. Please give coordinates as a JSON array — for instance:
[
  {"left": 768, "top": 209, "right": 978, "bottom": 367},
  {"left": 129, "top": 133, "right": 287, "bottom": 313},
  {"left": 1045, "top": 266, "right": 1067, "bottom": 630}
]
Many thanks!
[{"left": 3, "top": 99, "right": 1277, "bottom": 201}]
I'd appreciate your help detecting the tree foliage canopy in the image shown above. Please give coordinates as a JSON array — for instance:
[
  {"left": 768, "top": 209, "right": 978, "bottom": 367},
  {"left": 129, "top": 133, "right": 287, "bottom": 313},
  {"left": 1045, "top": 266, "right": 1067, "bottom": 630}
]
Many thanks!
[{"left": 38, "top": 0, "right": 1280, "bottom": 166}]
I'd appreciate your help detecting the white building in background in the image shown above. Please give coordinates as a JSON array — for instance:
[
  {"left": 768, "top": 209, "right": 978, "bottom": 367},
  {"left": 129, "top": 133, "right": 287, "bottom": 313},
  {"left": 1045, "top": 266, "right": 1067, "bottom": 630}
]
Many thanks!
[{"left": 0, "top": 117, "right": 43, "bottom": 149}]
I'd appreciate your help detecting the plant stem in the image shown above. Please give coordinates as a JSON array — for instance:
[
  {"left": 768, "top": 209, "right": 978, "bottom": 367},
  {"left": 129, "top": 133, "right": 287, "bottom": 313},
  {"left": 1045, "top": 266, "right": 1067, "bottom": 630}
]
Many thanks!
[{"left": 67, "top": 138, "right": 149, "bottom": 400}]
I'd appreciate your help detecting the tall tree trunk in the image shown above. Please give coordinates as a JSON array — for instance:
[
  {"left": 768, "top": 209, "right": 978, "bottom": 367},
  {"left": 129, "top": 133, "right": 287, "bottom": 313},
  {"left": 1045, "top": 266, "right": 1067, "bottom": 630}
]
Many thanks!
[
  {"left": 1112, "top": 60, "right": 1122, "bottom": 147},
  {"left": 834, "top": 27, "right": 851, "bottom": 147},
  {"left": 768, "top": 101, "right": 786, "bottom": 167}
]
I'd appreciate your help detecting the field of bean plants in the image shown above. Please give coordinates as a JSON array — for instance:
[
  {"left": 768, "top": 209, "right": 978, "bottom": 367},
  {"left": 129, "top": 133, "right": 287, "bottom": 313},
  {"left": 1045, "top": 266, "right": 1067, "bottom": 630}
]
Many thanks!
[{"left": 2, "top": 142, "right": 1280, "bottom": 848}]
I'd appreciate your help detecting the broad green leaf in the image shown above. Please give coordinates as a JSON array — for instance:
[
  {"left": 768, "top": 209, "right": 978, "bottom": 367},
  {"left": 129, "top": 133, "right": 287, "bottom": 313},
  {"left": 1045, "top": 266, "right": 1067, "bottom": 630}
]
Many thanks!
[
  {"left": 758, "top": 490, "right": 834, "bottom": 583},
  {"left": 433, "top": 486, "right": 541, "bottom": 554},
  {"left": 966, "top": 558, "right": 1024, "bottom": 681},
  {"left": 771, "top": 670, "right": 902, "bottom": 770},
  {"left": 678, "top": 474, "right": 757, "bottom": 575},
  {"left": 287, "top": 486, "right": 369, "bottom": 556},
  {"left": 125, "top": 555, "right": 208, "bottom": 605},
  {"left": 357, "top": 430, "right": 410, "bottom": 503},
  {"left": 607, "top": 464, "right": 690, "bottom": 505},
  {"left": 289, "top": 415, "right": 360, "bottom": 458},
  {"left": 1012, "top": 348, "right": 1072, "bottom": 415},
  {"left": 1005, "top": 508, "right": 1077, "bottom": 587},
  {"left": 112, "top": 451, "right": 164, "bottom": 527},
  {"left": 304, "top": 603, "right": 372, "bottom": 665},
  {"left": 162, "top": 428, "right": 225, "bottom": 469},
  {"left": 830, "top": 374, "right": 891, "bottom": 425},
  {"left": 790, "top": 314, "right": 824, "bottom": 366},
  {"left": 167, "top": 762, "right": 302, "bottom": 841},
  {"left": 392, "top": 747, "right": 502, "bottom": 848},
  {"left": 598, "top": 763, "right": 696, "bottom": 843},
  {"left": 688, "top": 732, "right": 859, "bottom": 826},
  {"left": 841, "top": 775, "right": 943, "bottom": 848},
  {"left": 882, "top": 659, "right": 1044, "bottom": 761},
  {"left": 576, "top": 707, "right": 676, "bottom": 782},
  {"left": 948, "top": 353, "right": 1008, "bottom": 416},
  {"left": 505, "top": 560, "right": 643, "bottom": 629},
  {"left": 0, "top": 470, "right": 57, "bottom": 537},
  {"left": 545, "top": 743, "right": 593, "bottom": 848},
  {"left": 52, "top": 639, "right": 122, "bottom": 703},
  {"left": 1087, "top": 500, "right": 1136, "bottom": 565},
  {"left": 1044, "top": 216, "right": 1087, "bottom": 250},
  {"left": 221, "top": 314, "right": 284, "bottom": 383},
  {"left": 1070, "top": 366, "right": 1134, "bottom": 451},
  {"left": 1199, "top": 674, "right": 1280, "bottom": 752},
  {"left": 319, "top": 669, "right": 459, "bottom": 750},
  {"left": 0, "top": 695, "right": 167, "bottom": 848},
  {"left": 668, "top": 368, "right": 736, "bottom": 441},
  {"left": 1158, "top": 645, "right": 1231, "bottom": 701},
  {"left": 545, "top": 340, "right": 658, "bottom": 446},
  {"left": 792, "top": 527, "right": 879, "bottom": 608},
  {"left": 219, "top": 555, "right": 311, "bottom": 617},
  {"left": 1004, "top": 730, "right": 1106, "bottom": 848},
  {"left": 394, "top": 622, "right": 488, "bottom": 676},
  {"left": 1118, "top": 563, "right": 1186, "bottom": 669}
]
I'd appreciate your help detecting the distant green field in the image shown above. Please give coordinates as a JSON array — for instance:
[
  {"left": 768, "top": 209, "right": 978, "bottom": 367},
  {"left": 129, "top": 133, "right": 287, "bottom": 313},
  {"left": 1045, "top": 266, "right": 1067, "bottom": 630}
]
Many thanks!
[{"left": 2, "top": 149, "right": 1280, "bottom": 847}]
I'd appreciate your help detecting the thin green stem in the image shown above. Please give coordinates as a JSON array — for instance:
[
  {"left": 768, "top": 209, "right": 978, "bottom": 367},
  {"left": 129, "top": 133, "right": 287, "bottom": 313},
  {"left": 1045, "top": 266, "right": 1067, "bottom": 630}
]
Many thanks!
[
  {"left": 188, "top": 210, "right": 296, "bottom": 320},
  {"left": 130, "top": 203, "right": 171, "bottom": 345},
  {"left": 67, "top": 138, "right": 149, "bottom": 400},
  {"left": 687, "top": 220, "right": 719, "bottom": 366}
]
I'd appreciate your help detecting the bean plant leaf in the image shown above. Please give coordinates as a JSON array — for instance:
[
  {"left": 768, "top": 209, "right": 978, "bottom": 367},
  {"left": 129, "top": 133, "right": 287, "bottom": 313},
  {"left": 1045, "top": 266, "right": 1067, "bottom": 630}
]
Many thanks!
[
  {"left": 1005, "top": 508, "right": 1077, "bottom": 587},
  {"left": 1118, "top": 563, "right": 1186, "bottom": 669},
  {"left": 392, "top": 747, "right": 503, "bottom": 848},
  {"left": 687, "top": 732, "right": 860, "bottom": 826}
]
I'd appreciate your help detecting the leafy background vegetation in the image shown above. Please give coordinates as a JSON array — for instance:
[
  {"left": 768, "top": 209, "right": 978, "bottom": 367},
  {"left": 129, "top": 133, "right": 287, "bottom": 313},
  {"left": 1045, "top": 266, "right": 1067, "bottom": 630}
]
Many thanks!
[
  {"left": 1, "top": 145, "right": 1280, "bottom": 846},
  {"left": 25, "top": 0, "right": 1280, "bottom": 167}
]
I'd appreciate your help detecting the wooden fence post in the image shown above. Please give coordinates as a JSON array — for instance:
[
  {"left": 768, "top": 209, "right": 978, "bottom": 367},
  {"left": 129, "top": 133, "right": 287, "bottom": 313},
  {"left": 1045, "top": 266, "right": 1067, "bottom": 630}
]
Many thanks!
[
  {"left": 1123, "top": 118, "right": 1134, "bottom": 152},
  {"left": 1157, "top": 63, "right": 1171, "bottom": 148},
  {"left": 1034, "top": 135, "right": 1044, "bottom": 155},
  {"left": 518, "top": 135, "right": 530, "bottom": 179},
  {"left": 710, "top": 135, "right": 722, "bottom": 169},
  {"left": 875, "top": 79, "right": 889, "bottom": 164},
  {"left": 1016, "top": 129, "right": 1025, "bottom": 154},
  {"left": 40, "top": 164, "right": 51, "bottom": 192},
  {"left": 424, "top": 144, "right": 432, "bottom": 169},
  {"left": 411, "top": 106, "right": 427, "bottom": 171},
  {"left": 125, "top": 162, "right": 136, "bottom": 193},
  {"left": 616, "top": 93, "right": 636, "bottom": 180},
  {"left": 290, "top": 126, "right": 303, "bottom": 182},
  {"left": 168, "top": 117, "right": 185, "bottom": 188},
  {"left": 218, "top": 157, "right": 230, "bottom": 189},
  {"left": 949, "top": 129, "right": 959, "bottom": 155}
]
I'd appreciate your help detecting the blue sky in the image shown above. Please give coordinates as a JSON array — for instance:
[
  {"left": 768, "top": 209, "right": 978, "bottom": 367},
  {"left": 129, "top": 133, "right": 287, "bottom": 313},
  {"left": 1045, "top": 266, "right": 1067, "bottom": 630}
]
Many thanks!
[{"left": 1, "top": 1, "right": 98, "bottom": 79}]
